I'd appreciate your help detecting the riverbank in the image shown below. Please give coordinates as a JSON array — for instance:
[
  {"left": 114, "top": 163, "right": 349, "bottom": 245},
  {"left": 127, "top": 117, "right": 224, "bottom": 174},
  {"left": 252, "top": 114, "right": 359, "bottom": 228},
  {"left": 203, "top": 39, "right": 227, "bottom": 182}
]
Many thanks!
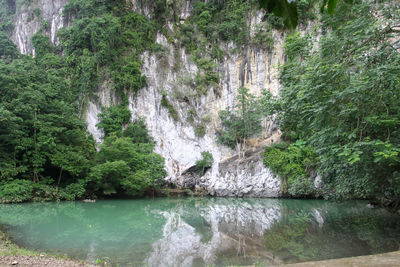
[{"left": 0, "top": 230, "right": 92, "bottom": 267}]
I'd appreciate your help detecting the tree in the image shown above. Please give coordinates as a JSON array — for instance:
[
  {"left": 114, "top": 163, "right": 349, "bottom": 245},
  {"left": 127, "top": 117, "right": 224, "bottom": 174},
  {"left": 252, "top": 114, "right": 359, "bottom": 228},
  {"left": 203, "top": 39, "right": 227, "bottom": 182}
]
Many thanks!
[
  {"left": 218, "top": 87, "right": 263, "bottom": 151},
  {"left": 273, "top": 1, "right": 400, "bottom": 211},
  {"left": 258, "top": 0, "right": 344, "bottom": 29},
  {"left": 88, "top": 135, "right": 166, "bottom": 197}
]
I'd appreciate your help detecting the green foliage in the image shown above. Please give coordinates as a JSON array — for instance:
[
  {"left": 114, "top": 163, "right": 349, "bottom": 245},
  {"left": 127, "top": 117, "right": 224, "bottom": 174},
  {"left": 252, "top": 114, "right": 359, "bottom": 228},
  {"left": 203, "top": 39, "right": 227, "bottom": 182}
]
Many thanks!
[
  {"left": 97, "top": 105, "right": 131, "bottom": 137},
  {"left": 194, "top": 124, "right": 206, "bottom": 138},
  {"left": 284, "top": 32, "right": 311, "bottom": 61},
  {"left": 94, "top": 109, "right": 165, "bottom": 197},
  {"left": 195, "top": 151, "right": 214, "bottom": 176},
  {"left": 259, "top": 0, "right": 336, "bottom": 29},
  {"left": 251, "top": 23, "right": 274, "bottom": 50},
  {"left": 259, "top": 0, "right": 298, "bottom": 29},
  {"left": 274, "top": 1, "right": 400, "bottom": 210},
  {"left": 88, "top": 135, "right": 166, "bottom": 197},
  {"left": 0, "top": 32, "right": 18, "bottom": 61},
  {"left": 178, "top": 0, "right": 256, "bottom": 93},
  {"left": 193, "top": 55, "right": 219, "bottom": 94},
  {"left": 266, "top": 13, "right": 285, "bottom": 30},
  {"left": 263, "top": 140, "right": 316, "bottom": 197},
  {"left": 64, "top": 181, "right": 86, "bottom": 200},
  {"left": 288, "top": 177, "right": 315, "bottom": 197},
  {"left": 0, "top": 180, "right": 34, "bottom": 203},
  {"left": 0, "top": 0, "right": 167, "bottom": 203},
  {"left": 188, "top": 0, "right": 253, "bottom": 47},
  {"left": 218, "top": 87, "right": 263, "bottom": 149},
  {"left": 0, "top": 0, "right": 15, "bottom": 32},
  {"left": 0, "top": 179, "right": 87, "bottom": 203},
  {"left": 31, "top": 33, "right": 54, "bottom": 57},
  {"left": 58, "top": 0, "right": 156, "bottom": 101},
  {"left": 161, "top": 91, "right": 179, "bottom": 121},
  {"left": 123, "top": 118, "right": 154, "bottom": 144},
  {"left": 0, "top": 38, "right": 95, "bottom": 195},
  {"left": 296, "top": 0, "right": 317, "bottom": 23}
]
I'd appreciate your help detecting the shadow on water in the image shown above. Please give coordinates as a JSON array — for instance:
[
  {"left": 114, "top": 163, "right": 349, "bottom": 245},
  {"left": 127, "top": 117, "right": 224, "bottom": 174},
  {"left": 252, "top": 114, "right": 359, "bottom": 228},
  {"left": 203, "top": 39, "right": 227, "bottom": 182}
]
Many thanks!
[{"left": 0, "top": 197, "right": 399, "bottom": 266}]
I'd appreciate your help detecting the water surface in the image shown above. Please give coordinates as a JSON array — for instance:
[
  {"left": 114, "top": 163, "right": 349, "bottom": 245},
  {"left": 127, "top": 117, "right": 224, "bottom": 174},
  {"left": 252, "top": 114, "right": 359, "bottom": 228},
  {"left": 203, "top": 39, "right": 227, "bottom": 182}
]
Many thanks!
[{"left": 0, "top": 198, "right": 399, "bottom": 266}]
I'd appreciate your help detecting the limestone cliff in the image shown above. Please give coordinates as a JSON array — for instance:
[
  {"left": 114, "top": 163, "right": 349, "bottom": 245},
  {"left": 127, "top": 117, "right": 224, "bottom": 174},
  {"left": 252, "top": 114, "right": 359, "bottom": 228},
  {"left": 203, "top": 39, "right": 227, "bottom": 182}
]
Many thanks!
[
  {"left": 9, "top": 0, "right": 292, "bottom": 197},
  {"left": 10, "top": 0, "right": 68, "bottom": 55}
]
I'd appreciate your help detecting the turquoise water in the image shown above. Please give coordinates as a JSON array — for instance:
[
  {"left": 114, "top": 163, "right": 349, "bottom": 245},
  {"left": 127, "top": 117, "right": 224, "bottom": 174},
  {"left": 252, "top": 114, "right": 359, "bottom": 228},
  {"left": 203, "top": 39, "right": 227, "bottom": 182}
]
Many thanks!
[{"left": 0, "top": 198, "right": 399, "bottom": 266}]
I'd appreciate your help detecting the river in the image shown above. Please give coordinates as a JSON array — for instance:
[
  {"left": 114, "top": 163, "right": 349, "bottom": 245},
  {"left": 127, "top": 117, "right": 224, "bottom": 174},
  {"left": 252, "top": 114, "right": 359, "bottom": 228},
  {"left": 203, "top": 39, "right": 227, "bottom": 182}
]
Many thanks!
[{"left": 0, "top": 198, "right": 399, "bottom": 266}]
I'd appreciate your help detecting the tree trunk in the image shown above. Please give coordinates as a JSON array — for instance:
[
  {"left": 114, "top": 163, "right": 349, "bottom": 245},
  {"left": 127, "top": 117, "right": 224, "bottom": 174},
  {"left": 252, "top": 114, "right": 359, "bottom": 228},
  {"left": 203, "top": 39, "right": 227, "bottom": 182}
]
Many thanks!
[{"left": 57, "top": 168, "right": 63, "bottom": 186}]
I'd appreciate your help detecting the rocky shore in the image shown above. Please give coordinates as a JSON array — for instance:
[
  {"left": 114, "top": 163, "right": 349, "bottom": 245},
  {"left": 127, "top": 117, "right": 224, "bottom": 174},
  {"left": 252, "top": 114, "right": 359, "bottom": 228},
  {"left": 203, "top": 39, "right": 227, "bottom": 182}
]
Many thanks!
[{"left": 0, "top": 231, "right": 90, "bottom": 267}]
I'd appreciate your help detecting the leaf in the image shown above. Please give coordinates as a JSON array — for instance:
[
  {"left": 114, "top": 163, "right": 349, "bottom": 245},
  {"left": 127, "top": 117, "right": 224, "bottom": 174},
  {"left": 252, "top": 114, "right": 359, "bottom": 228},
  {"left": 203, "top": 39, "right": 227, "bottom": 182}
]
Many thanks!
[
  {"left": 320, "top": 0, "right": 328, "bottom": 13},
  {"left": 327, "top": 0, "right": 338, "bottom": 15},
  {"left": 259, "top": 0, "right": 298, "bottom": 29}
]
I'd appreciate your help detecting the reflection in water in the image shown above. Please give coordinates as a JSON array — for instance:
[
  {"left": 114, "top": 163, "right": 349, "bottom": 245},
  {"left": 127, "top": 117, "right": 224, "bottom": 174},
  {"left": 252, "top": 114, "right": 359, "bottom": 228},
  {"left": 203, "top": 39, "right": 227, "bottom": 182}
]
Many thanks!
[
  {"left": 147, "top": 199, "right": 281, "bottom": 267},
  {"left": 0, "top": 198, "right": 399, "bottom": 267}
]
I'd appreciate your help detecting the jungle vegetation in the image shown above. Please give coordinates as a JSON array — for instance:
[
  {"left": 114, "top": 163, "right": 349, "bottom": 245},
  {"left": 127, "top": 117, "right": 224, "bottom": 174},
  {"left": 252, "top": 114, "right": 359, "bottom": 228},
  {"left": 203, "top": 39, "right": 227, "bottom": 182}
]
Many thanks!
[
  {"left": 263, "top": 0, "right": 400, "bottom": 211},
  {"left": 0, "top": 0, "right": 398, "bottom": 212}
]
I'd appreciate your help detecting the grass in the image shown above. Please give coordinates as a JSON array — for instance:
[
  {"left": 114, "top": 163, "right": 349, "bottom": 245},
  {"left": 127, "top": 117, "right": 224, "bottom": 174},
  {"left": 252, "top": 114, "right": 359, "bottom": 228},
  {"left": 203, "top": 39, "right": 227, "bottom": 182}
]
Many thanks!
[
  {"left": 0, "top": 230, "right": 39, "bottom": 256},
  {"left": 0, "top": 229, "right": 90, "bottom": 264}
]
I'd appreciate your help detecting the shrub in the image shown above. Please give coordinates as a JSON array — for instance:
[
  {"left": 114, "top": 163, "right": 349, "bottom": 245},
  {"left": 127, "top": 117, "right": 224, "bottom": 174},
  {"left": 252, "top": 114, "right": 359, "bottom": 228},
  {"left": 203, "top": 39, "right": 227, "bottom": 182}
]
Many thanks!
[
  {"left": 263, "top": 140, "right": 316, "bottom": 197},
  {"left": 64, "top": 181, "right": 87, "bottom": 200},
  {"left": 161, "top": 91, "right": 179, "bottom": 121},
  {"left": 194, "top": 124, "right": 206, "bottom": 138},
  {"left": 0, "top": 180, "right": 34, "bottom": 203},
  {"left": 267, "top": 13, "right": 285, "bottom": 29},
  {"left": 123, "top": 118, "right": 154, "bottom": 144},
  {"left": 195, "top": 151, "right": 214, "bottom": 176},
  {"left": 88, "top": 134, "right": 166, "bottom": 197},
  {"left": 251, "top": 23, "right": 274, "bottom": 50},
  {"left": 288, "top": 177, "right": 315, "bottom": 198},
  {"left": 97, "top": 105, "right": 131, "bottom": 137}
]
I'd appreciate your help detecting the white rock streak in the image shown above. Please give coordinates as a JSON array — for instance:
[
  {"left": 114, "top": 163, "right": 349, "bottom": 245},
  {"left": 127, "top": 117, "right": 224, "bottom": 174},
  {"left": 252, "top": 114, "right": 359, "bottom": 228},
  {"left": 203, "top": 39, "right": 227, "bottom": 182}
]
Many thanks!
[{"left": 11, "top": 0, "right": 292, "bottom": 197}]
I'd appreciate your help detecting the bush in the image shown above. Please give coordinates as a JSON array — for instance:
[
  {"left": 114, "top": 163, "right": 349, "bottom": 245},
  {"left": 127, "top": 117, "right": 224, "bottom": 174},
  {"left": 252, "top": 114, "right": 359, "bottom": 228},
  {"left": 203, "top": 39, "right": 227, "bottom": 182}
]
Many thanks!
[
  {"left": 161, "top": 91, "right": 179, "bottom": 121},
  {"left": 97, "top": 105, "right": 131, "bottom": 137},
  {"left": 284, "top": 32, "right": 311, "bottom": 61},
  {"left": 88, "top": 134, "right": 166, "bottom": 197},
  {"left": 0, "top": 180, "right": 34, "bottom": 203},
  {"left": 64, "top": 181, "right": 87, "bottom": 200},
  {"left": 194, "top": 124, "right": 206, "bottom": 138},
  {"left": 288, "top": 177, "right": 315, "bottom": 197},
  {"left": 267, "top": 13, "right": 285, "bottom": 29},
  {"left": 263, "top": 140, "right": 316, "bottom": 197},
  {"left": 195, "top": 151, "right": 214, "bottom": 176},
  {"left": 31, "top": 183, "right": 64, "bottom": 202},
  {"left": 0, "top": 180, "right": 82, "bottom": 203},
  {"left": 251, "top": 23, "right": 274, "bottom": 50},
  {"left": 123, "top": 118, "right": 154, "bottom": 144}
]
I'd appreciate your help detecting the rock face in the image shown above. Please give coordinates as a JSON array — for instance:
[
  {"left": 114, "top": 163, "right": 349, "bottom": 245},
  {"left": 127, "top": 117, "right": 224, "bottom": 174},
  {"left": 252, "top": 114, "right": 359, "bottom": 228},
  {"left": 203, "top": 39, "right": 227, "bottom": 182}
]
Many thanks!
[
  {"left": 207, "top": 147, "right": 281, "bottom": 197},
  {"left": 126, "top": 6, "right": 285, "bottom": 196},
  {"left": 11, "top": 0, "right": 69, "bottom": 55},
  {"left": 9, "top": 0, "right": 288, "bottom": 197}
]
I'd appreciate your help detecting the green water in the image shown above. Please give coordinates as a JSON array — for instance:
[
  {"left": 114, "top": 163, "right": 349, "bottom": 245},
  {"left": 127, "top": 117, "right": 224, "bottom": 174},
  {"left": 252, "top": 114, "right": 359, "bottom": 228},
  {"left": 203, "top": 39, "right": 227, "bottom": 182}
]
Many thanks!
[{"left": 0, "top": 198, "right": 399, "bottom": 266}]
